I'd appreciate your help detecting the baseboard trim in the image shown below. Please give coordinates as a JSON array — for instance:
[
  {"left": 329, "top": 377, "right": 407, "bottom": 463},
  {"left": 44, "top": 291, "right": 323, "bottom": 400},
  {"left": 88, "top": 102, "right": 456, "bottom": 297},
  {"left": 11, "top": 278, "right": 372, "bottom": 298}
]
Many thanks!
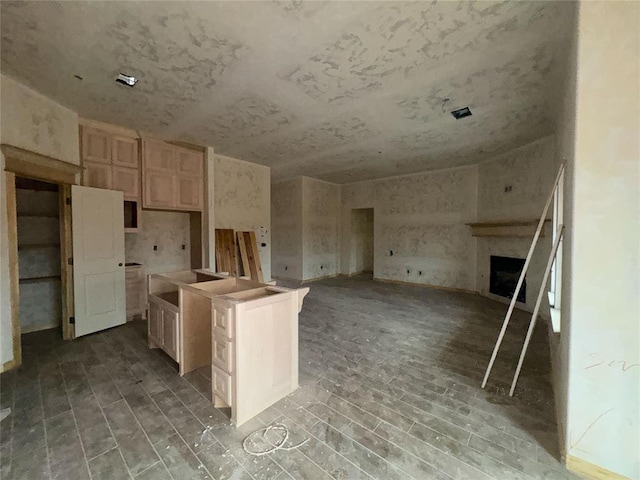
[
  {"left": 567, "top": 455, "right": 631, "bottom": 480},
  {"left": 301, "top": 274, "right": 340, "bottom": 284},
  {"left": 372, "top": 277, "right": 477, "bottom": 295}
]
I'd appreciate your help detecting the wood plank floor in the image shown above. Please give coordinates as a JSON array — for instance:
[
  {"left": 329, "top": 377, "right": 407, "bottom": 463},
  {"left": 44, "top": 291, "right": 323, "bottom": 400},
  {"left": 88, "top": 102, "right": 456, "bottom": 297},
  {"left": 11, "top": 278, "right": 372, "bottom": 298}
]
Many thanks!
[{"left": 0, "top": 275, "right": 579, "bottom": 479}]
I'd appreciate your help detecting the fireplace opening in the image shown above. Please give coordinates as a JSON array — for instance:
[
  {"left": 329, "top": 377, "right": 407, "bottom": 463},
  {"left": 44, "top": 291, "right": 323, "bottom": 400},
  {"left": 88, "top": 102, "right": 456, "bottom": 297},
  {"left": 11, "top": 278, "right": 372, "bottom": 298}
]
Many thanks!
[{"left": 490, "top": 255, "right": 526, "bottom": 303}]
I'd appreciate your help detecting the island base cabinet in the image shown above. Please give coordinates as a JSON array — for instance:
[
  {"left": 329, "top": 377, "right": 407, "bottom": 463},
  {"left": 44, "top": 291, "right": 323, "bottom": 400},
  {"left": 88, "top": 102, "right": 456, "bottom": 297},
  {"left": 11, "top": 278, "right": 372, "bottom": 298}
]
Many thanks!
[
  {"left": 211, "top": 286, "right": 309, "bottom": 427},
  {"left": 148, "top": 296, "right": 179, "bottom": 362}
]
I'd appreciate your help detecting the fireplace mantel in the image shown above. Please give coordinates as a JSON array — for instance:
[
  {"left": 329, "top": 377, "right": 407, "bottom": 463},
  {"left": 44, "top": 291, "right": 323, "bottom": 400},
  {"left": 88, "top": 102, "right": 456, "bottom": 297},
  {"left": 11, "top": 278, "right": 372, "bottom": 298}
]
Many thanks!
[{"left": 466, "top": 220, "right": 550, "bottom": 238}]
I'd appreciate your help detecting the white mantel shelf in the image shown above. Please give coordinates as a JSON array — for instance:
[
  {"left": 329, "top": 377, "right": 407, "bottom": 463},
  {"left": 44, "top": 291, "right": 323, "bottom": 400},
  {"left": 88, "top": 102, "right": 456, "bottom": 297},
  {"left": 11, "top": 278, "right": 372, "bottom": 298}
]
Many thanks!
[{"left": 466, "top": 220, "right": 550, "bottom": 238}]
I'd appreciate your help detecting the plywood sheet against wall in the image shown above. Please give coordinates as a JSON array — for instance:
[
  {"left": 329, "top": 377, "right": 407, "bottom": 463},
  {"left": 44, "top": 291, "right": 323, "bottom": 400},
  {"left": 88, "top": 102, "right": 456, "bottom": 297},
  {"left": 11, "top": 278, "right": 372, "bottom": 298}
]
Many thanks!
[{"left": 214, "top": 155, "right": 271, "bottom": 280}]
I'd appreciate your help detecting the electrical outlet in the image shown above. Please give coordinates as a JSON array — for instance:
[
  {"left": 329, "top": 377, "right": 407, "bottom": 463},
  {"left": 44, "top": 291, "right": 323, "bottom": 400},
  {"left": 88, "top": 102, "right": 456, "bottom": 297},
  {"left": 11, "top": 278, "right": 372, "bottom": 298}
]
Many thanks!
[
  {"left": 390, "top": 250, "right": 394, "bottom": 256},
  {"left": 181, "top": 244, "right": 186, "bottom": 250},
  {"left": 153, "top": 245, "right": 158, "bottom": 251}
]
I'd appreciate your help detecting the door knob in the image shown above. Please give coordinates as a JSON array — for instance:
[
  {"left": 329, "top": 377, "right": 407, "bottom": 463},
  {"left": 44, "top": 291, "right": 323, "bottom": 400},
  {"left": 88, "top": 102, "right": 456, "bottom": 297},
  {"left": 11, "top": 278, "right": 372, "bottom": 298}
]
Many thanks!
[{"left": 119, "top": 263, "right": 123, "bottom": 267}]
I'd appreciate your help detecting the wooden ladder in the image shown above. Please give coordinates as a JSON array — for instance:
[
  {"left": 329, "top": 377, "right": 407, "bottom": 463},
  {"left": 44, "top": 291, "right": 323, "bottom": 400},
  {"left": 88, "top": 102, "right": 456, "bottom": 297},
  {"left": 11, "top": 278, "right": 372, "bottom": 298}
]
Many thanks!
[{"left": 481, "top": 163, "right": 565, "bottom": 396}]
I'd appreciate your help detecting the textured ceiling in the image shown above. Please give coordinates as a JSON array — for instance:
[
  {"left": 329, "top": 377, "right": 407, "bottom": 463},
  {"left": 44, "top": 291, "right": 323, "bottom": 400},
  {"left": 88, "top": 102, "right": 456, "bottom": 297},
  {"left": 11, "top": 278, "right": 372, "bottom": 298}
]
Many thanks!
[{"left": 1, "top": 1, "right": 570, "bottom": 183}]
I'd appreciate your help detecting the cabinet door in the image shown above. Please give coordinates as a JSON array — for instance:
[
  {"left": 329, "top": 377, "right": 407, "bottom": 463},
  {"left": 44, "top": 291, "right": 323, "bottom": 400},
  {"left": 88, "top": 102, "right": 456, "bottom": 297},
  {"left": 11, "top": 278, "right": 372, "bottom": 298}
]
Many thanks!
[
  {"left": 82, "top": 127, "right": 112, "bottom": 164},
  {"left": 162, "top": 308, "right": 179, "bottom": 361},
  {"left": 144, "top": 171, "right": 176, "bottom": 208},
  {"left": 83, "top": 161, "right": 112, "bottom": 189},
  {"left": 112, "top": 166, "right": 139, "bottom": 200},
  {"left": 176, "top": 176, "right": 203, "bottom": 210},
  {"left": 176, "top": 148, "right": 203, "bottom": 177},
  {"left": 143, "top": 139, "right": 176, "bottom": 173},
  {"left": 148, "top": 301, "right": 164, "bottom": 346},
  {"left": 125, "top": 268, "right": 142, "bottom": 315},
  {"left": 113, "top": 136, "right": 139, "bottom": 168}
]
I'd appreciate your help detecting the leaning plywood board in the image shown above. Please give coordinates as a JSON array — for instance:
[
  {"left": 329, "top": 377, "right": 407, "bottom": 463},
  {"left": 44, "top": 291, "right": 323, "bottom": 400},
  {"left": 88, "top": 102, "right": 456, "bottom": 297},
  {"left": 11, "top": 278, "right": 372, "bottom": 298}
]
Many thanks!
[
  {"left": 215, "top": 229, "right": 238, "bottom": 276},
  {"left": 236, "top": 232, "right": 251, "bottom": 277},
  {"left": 238, "top": 231, "right": 264, "bottom": 283}
]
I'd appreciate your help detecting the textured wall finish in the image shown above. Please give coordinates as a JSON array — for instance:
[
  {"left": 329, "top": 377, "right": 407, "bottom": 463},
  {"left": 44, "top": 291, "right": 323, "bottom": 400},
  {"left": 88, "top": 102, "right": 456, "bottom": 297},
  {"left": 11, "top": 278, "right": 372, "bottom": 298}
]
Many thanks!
[
  {"left": 0, "top": 1, "right": 569, "bottom": 182},
  {"left": 301, "top": 177, "right": 340, "bottom": 281},
  {"left": 0, "top": 74, "right": 79, "bottom": 164},
  {"left": 271, "top": 178, "right": 303, "bottom": 280},
  {"left": 476, "top": 135, "right": 558, "bottom": 312},
  {"left": 562, "top": 3, "right": 640, "bottom": 478},
  {"left": 125, "top": 211, "right": 191, "bottom": 275},
  {"left": 341, "top": 167, "right": 478, "bottom": 290},
  {"left": 349, "top": 208, "right": 374, "bottom": 274},
  {"left": 214, "top": 155, "right": 271, "bottom": 281}
]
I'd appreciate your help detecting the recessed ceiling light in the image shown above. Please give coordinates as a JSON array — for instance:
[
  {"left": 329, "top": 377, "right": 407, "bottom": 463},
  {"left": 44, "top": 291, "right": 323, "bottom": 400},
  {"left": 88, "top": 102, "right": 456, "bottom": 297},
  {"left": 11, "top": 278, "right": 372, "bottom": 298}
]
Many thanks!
[
  {"left": 116, "top": 73, "right": 138, "bottom": 87},
  {"left": 451, "top": 107, "right": 472, "bottom": 120}
]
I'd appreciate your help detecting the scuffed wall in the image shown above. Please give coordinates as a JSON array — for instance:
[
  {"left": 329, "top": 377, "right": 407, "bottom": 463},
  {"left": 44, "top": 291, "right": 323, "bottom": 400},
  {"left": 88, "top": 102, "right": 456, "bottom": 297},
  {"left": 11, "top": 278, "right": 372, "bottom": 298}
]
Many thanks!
[
  {"left": 125, "top": 211, "right": 191, "bottom": 275},
  {"left": 214, "top": 155, "right": 271, "bottom": 281},
  {"left": 271, "top": 178, "right": 303, "bottom": 280},
  {"left": 341, "top": 166, "right": 477, "bottom": 290},
  {"left": 0, "top": 74, "right": 79, "bottom": 164},
  {"left": 476, "top": 135, "right": 558, "bottom": 312},
  {"left": 349, "top": 208, "right": 374, "bottom": 274},
  {"left": 301, "top": 177, "right": 340, "bottom": 280},
  {"left": 562, "top": 3, "right": 640, "bottom": 478}
]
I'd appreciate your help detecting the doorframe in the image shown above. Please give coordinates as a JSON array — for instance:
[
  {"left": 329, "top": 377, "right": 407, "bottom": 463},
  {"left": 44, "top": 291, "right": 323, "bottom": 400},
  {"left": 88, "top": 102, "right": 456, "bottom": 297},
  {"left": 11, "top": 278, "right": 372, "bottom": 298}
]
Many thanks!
[{"left": 2, "top": 144, "right": 81, "bottom": 371}]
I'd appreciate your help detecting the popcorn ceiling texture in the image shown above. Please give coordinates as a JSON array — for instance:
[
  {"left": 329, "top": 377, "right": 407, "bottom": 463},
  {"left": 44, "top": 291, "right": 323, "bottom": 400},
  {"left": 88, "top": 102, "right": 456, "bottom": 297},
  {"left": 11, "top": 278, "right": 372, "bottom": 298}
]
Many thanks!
[{"left": 0, "top": 1, "right": 571, "bottom": 182}]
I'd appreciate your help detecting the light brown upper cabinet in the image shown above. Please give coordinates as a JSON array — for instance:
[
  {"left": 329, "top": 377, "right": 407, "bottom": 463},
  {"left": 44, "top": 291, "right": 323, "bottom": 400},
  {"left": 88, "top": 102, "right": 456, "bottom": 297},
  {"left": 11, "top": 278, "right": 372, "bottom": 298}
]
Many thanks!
[
  {"left": 81, "top": 126, "right": 140, "bottom": 200},
  {"left": 81, "top": 124, "right": 141, "bottom": 232},
  {"left": 142, "top": 139, "right": 204, "bottom": 211}
]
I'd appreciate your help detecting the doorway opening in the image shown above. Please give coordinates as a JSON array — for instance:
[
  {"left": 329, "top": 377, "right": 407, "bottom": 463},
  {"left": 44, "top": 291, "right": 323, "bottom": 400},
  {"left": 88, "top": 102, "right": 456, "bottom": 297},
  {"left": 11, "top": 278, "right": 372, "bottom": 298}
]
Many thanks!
[
  {"left": 350, "top": 208, "right": 374, "bottom": 277},
  {"left": 14, "top": 176, "right": 64, "bottom": 352}
]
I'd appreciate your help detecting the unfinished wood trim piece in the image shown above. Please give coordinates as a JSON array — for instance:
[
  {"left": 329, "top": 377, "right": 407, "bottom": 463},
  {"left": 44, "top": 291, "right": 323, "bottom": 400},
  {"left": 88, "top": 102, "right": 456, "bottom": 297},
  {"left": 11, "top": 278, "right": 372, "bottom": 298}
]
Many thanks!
[
  {"left": 238, "top": 231, "right": 264, "bottom": 283},
  {"left": 5, "top": 172, "right": 22, "bottom": 369},
  {"left": 179, "top": 288, "right": 213, "bottom": 376},
  {"left": 60, "top": 185, "right": 75, "bottom": 340},
  {"left": 190, "top": 212, "right": 203, "bottom": 269},
  {"left": 482, "top": 163, "right": 565, "bottom": 389},
  {"left": 215, "top": 229, "right": 238, "bottom": 276},
  {"left": 566, "top": 455, "right": 631, "bottom": 480},
  {"left": 236, "top": 232, "right": 250, "bottom": 277},
  {"left": 2, "top": 144, "right": 81, "bottom": 184}
]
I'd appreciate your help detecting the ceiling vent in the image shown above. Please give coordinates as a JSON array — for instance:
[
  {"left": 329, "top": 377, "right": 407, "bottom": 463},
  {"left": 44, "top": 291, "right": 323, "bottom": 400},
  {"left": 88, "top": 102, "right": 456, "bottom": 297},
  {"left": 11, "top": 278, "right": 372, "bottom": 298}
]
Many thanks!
[
  {"left": 116, "top": 73, "right": 138, "bottom": 87},
  {"left": 451, "top": 107, "right": 472, "bottom": 120}
]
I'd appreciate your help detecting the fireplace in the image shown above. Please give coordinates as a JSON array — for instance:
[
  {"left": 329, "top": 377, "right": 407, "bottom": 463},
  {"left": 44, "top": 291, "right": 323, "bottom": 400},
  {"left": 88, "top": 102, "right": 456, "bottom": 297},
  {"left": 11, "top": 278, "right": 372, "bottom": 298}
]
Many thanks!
[{"left": 490, "top": 255, "right": 526, "bottom": 303}]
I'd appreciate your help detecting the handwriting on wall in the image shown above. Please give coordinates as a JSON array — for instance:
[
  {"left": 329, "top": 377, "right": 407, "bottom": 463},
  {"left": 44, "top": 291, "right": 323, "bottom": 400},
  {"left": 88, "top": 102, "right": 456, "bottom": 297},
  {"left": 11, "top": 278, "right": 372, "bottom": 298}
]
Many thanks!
[{"left": 585, "top": 353, "right": 640, "bottom": 372}]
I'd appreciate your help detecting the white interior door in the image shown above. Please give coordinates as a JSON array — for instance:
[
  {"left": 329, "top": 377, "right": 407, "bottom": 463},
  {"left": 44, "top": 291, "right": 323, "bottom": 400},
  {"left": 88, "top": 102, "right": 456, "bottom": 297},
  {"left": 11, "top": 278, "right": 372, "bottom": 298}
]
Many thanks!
[{"left": 72, "top": 185, "right": 125, "bottom": 336}]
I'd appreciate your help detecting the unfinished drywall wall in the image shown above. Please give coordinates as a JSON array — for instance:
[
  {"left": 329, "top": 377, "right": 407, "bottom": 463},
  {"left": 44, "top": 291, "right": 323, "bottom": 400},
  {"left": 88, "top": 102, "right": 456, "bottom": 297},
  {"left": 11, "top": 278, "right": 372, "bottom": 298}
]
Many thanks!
[
  {"left": 214, "top": 154, "right": 271, "bottom": 281},
  {"left": 0, "top": 76, "right": 80, "bottom": 367},
  {"left": 0, "top": 74, "right": 79, "bottom": 164},
  {"left": 301, "top": 177, "right": 340, "bottom": 280},
  {"left": 124, "top": 211, "right": 191, "bottom": 275},
  {"left": 560, "top": 3, "right": 640, "bottom": 478},
  {"left": 271, "top": 178, "right": 303, "bottom": 280},
  {"left": 476, "top": 135, "right": 559, "bottom": 312},
  {"left": 16, "top": 188, "right": 62, "bottom": 333},
  {"left": 349, "top": 208, "right": 374, "bottom": 274},
  {"left": 341, "top": 166, "right": 477, "bottom": 290}
]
